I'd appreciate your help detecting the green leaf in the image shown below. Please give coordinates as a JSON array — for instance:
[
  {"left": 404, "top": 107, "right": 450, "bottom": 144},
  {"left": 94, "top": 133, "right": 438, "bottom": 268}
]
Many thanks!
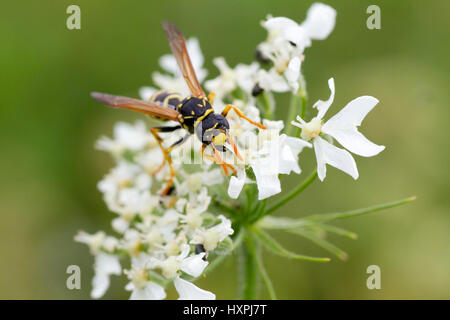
[
  {"left": 258, "top": 216, "right": 304, "bottom": 229},
  {"left": 318, "top": 224, "right": 358, "bottom": 240},
  {"left": 302, "top": 196, "right": 417, "bottom": 224},
  {"left": 252, "top": 227, "right": 330, "bottom": 263},
  {"left": 259, "top": 196, "right": 416, "bottom": 230},
  {"left": 288, "top": 228, "right": 348, "bottom": 261}
]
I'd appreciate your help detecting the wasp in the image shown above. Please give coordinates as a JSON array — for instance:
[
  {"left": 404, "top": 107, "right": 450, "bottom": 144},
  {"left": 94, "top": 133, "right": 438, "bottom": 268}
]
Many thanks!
[{"left": 91, "top": 21, "right": 266, "bottom": 195}]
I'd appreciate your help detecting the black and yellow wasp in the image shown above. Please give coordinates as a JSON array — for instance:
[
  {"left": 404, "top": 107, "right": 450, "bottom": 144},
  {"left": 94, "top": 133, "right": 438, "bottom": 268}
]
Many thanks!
[{"left": 91, "top": 21, "right": 265, "bottom": 195}]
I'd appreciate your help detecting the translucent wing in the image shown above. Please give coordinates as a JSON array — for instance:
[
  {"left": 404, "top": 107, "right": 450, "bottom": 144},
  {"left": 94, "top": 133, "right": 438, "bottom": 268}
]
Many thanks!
[
  {"left": 162, "top": 21, "right": 206, "bottom": 98},
  {"left": 91, "top": 92, "right": 180, "bottom": 122}
]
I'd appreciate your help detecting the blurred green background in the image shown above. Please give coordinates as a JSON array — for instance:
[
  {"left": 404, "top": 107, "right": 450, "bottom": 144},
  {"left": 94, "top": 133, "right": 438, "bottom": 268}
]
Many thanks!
[{"left": 0, "top": 0, "right": 448, "bottom": 299}]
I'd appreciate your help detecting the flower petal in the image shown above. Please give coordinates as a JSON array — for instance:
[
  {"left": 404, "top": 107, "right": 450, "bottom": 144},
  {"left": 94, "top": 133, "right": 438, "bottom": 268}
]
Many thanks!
[
  {"left": 91, "top": 273, "right": 110, "bottom": 299},
  {"left": 180, "top": 253, "right": 209, "bottom": 277},
  {"left": 228, "top": 174, "right": 246, "bottom": 199},
  {"left": 313, "top": 77, "right": 335, "bottom": 119},
  {"left": 130, "top": 282, "right": 166, "bottom": 300},
  {"left": 94, "top": 252, "right": 122, "bottom": 276},
  {"left": 278, "top": 136, "right": 311, "bottom": 175},
  {"left": 262, "top": 16, "right": 299, "bottom": 34},
  {"left": 301, "top": 3, "right": 336, "bottom": 41},
  {"left": 285, "top": 57, "right": 302, "bottom": 93},
  {"left": 139, "top": 86, "right": 156, "bottom": 101},
  {"left": 322, "top": 96, "right": 385, "bottom": 157},
  {"left": 91, "top": 253, "right": 121, "bottom": 299},
  {"left": 252, "top": 161, "right": 281, "bottom": 200},
  {"left": 174, "top": 276, "right": 215, "bottom": 300},
  {"left": 313, "top": 136, "right": 358, "bottom": 181}
]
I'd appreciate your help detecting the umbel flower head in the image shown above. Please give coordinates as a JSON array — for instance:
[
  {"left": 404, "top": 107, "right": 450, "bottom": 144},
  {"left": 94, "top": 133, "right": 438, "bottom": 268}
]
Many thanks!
[{"left": 75, "top": 3, "right": 412, "bottom": 301}]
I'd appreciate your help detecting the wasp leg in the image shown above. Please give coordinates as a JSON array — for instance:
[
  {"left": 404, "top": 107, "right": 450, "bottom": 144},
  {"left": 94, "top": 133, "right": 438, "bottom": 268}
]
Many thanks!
[
  {"left": 226, "top": 134, "right": 243, "bottom": 161},
  {"left": 213, "top": 147, "right": 237, "bottom": 174},
  {"left": 222, "top": 104, "right": 266, "bottom": 129},
  {"left": 149, "top": 125, "right": 184, "bottom": 196},
  {"left": 208, "top": 92, "right": 215, "bottom": 105},
  {"left": 201, "top": 144, "right": 236, "bottom": 175}
]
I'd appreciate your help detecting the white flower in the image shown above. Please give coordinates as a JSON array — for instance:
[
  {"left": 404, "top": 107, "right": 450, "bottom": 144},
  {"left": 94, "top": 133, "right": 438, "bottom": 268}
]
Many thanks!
[
  {"left": 153, "top": 244, "right": 209, "bottom": 279},
  {"left": 125, "top": 254, "right": 167, "bottom": 300},
  {"left": 284, "top": 57, "right": 302, "bottom": 93},
  {"left": 257, "top": 3, "right": 336, "bottom": 93},
  {"left": 235, "top": 62, "right": 262, "bottom": 96},
  {"left": 91, "top": 252, "right": 122, "bottom": 299},
  {"left": 204, "top": 57, "right": 238, "bottom": 100},
  {"left": 256, "top": 68, "right": 290, "bottom": 93},
  {"left": 174, "top": 276, "right": 215, "bottom": 300},
  {"left": 112, "top": 217, "right": 129, "bottom": 234},
  {"left": 96, "top": 121, "right": 155, "bottom": 155},
  {"left": 291, "top": 78, "right": 385, "bottom": 181},
  {"left": 152, "top": 38, "right": 207, "bottom": 96},
  {"left": 191, "top": 215, "right": 234, "bottom": 251},
  {"left": 126, "top": 281, "right": 166, "bottom": 300},
  {"left": 301, "top": 3, "right": 337, "bottom": 42},
  {"left": 262, "top": 3, "right": 336, "bottom": 51},
  {"left": 75, "top": 231, "right": 106, "bottom": 254},
  {"left": 139, "top": 86, "right": 157, "bottom": 101},
  {"left": 97, "top": 161, "right": 140, "bottom": 198},
  {"left": 228, "top": 120, "right": 311, "bottom": 200}
]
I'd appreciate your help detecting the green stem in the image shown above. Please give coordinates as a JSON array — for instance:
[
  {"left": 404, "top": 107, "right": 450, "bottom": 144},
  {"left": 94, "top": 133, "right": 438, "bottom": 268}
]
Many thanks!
[
  {"left": 285, "top": 93, "right": 300, "bottom": 136},
  {"left": 296, "top": 92, "right": 307, "bottom": 137},
  {"left": 264, "top": 170, "right": 318, "bottom": 216},
  {"left": 246, "top": 234, "right": 277, "bottom": 299},
  {"left": 238, "top": 235, "right": 259, "bottom": 299},
  {"left": 261, "top": 91, "right": 274, "bottom": 120},
  {"left": 286, "top": 88, "right": 307, "bottom": 136}
]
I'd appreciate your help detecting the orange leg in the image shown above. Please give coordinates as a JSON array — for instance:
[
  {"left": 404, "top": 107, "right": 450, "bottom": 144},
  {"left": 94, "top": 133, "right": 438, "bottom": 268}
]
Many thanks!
[
  {"left": 213, "top": 147, "right": 237, "bottom": 174},
  {"left": 222, "top": 104, "right": 266, "bottom": 130},
  {"left": 226, "top": 135, "right": 243, "bottom": 161},
  {"left": 201, "top": 144, "right": 236, "bottom": 175},
  {"left": 149, "top": 128, "right": 177, "bottom": 196}
]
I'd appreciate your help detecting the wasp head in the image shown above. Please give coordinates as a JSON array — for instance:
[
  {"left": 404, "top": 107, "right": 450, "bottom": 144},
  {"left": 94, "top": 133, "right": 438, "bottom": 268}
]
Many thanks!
[{"left": 197, "top": 113, "right": 230, "bottom": 151}]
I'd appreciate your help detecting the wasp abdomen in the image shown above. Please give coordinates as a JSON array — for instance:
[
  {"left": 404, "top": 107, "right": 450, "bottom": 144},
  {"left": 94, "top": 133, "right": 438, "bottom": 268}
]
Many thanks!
[{"left": 149, "top": 90, "right": 183, "bottom": 109}]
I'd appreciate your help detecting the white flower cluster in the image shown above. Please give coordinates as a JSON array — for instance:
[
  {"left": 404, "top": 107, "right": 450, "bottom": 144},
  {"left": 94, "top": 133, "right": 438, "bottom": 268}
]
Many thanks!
[
  {"left": 77, "top": 2, "right": 385, "bottom": 300},
  {"left": 76, "top": 120, "right": 234, "bottom": 299}
]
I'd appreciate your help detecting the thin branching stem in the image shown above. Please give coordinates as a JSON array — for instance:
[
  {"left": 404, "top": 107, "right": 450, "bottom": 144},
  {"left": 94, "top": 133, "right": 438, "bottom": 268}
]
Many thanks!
[{"left": 263, "top": 170, "right": 318, "bottom": 216}]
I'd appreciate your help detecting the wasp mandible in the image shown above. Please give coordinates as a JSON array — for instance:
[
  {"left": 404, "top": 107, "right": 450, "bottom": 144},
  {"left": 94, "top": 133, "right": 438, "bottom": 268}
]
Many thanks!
[{"left": 91, "top": 21, "right": 266, "bottom": 195}]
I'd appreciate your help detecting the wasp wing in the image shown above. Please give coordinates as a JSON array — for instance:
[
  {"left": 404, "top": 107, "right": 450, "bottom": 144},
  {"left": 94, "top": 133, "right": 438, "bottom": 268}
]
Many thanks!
[
  {"left": 162, "top": 21, "right": 206, "bottom": 98},
  {"left": 91, "top": 92, "right": 180, "bottom": 122}
]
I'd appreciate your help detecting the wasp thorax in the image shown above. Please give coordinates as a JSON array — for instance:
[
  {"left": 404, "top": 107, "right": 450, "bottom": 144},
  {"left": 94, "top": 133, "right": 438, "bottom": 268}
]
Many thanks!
[{"left": 178, "top": 96, "right": 213, "bottom": 132}]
